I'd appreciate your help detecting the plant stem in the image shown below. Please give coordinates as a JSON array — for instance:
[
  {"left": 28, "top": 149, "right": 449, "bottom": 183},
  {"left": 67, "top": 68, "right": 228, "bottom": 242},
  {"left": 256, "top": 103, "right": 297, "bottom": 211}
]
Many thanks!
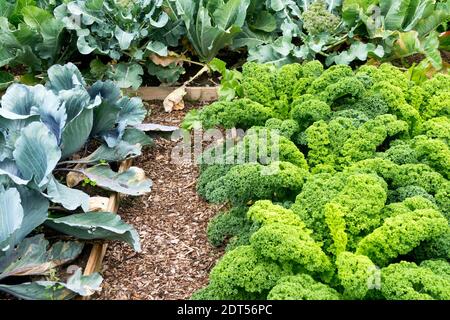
[
  {"left": 180, "top": 59, "right": 206, "bottom": 67},
  {"left": 323, "top": 36, "right": 348, "bottom": 51},
  {"left": 53, "top": 168, "right": 84, "bottom": 174},
  {"left": 317, "top": 51, "right": 330, "bottom": 57},
  {"left": 57, "top": 160, "right": 91, "bottom": 165},
  {"left": 183, "top": 64, "right": 209, "bottom": 87}
]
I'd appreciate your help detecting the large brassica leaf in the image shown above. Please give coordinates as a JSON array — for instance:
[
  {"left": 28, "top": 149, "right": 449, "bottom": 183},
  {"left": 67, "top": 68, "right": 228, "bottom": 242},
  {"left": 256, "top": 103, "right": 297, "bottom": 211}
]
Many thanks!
[
  {"left": 0, "top": 188, "right": 23, "bottom": 253},
  {"left": 0, "top": 83, "right": 39, "bottom": 117},
  {"left": 0, "top": 84, "right": 67, "bottom": 144},
  {"left": 0, "top": 234, "right": 83, "bottom": 280},
  {"left": 98, "top": 95, "right": 147, "bottom": 148},
  {"left": 85, "top": 141, "right": 143, "bottom": 164},
  {"left": 380, "top": 0, "right": 411, "bottom": 30},
  {"left": 0, "top": 3, "right": 66, "bottom": 73},
  {"left": 379, "top": 0, "right": 449, "bottom": 37},
  {"left": 58, "top": 88, "right": 98, "bottom": 122},
  {"left": 117, "top": 97, "right": 147, "bottom": 126},
  {"left": 13, "top": 122, "right": 61, "bottom": 186},
  {"left": 21, "top": 5, "right": 65, "bottom": 62},
  {"left": 0, "top": 160, "right": 31, "bottom": 188},
  {"left": 46, "top": 175, "right": 90, "bottom": 212},
  {"left": 80, "top": 164, "right": 152, "bottom": 196},
  {"left": 326, "top": 41, "right": 384, "bottom": 65},
  {"left": 46, "top": 63, "right": 86, "bottom": 92},
  {"left": 14, "top": 187, "right": 49, "bottom": 245},
  {"left": 0, "top": 269, "right": 102, "bottom": 300},
  {"left": 107, "top": 63, "right": 144, "bottom": 91},
  {"left": 89, "top": 81, "right": 122, "bottom": 136},
  {"left": 0, "top": 187, "right": 49, "bottom": 253},
  {"left": 0, "top": 17, "right": 42, "bottom": 70},
  {"left": 0, "top": 0, "right": 17, "bottom": 22},
  {"left": 232, "top": 25, "right": 275, "bottom": 49},
  {"left": 392, "top": 30, "right": 442, "bottom": 69},
  {"left": 0, "top": 132, "right": 7, "bottom": 161},
  {"left": 77, "top": 128, "right": 153, "bottom": 164},
  {"left": 46, "top": 212, "right": 141, "bottom": 252},
  {"left": 174, "top": 0, "right": 251, "bottom": 62},
  {"left": 60, "top": 108, "right": 93, "bottom": 159},
  {"left": 30, "top": 88, "right": 67, "bottom": 144},
  {"left": 55, "top": 0, "right": 172, "bottom": 88},
  {"left": 88, "top": 80, "right": 122, "bottom": 104}
]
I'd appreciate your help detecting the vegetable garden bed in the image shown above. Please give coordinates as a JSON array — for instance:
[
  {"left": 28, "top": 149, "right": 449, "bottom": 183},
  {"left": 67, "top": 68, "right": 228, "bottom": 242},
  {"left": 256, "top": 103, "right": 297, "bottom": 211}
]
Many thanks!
[{"left": 1, "top": 0, "right": 449, "bottom": 302}]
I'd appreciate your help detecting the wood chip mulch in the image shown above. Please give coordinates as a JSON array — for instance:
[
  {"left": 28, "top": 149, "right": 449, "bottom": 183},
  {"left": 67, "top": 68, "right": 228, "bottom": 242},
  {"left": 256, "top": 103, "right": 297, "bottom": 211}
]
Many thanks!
[{"left": 95, "top": 102, "right": 224, "bottom": 300}]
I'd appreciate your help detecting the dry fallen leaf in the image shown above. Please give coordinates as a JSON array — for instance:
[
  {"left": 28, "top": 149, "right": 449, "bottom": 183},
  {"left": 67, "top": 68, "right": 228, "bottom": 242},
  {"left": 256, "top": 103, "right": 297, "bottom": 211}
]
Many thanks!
[
  {"left": 149, "top": 52, "right": 184, "bottom": 67},
  {"left": 66, "top": 159, "right": 87, "bottom": 187},
  {"left": 163, "top": 86, "right": 186, "bottom": 112},
  {"left": 66, "top": 171, "right": 85, "bottom": 188}
]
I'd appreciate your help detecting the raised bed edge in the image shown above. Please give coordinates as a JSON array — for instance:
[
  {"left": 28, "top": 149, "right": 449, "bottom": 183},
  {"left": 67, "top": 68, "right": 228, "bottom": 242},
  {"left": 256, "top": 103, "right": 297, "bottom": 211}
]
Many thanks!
[
  {"left": 129, "top": 86, "right": 219, "bottom": 102},
  {"left": 81, "top": 159, "right": 133, "bottom": 300}
]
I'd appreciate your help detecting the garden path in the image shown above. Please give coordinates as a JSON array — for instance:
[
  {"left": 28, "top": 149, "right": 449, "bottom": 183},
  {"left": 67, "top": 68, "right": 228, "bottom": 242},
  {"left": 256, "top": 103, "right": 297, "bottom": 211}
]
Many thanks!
[{"left": 97, "top": 103, "right": 223, "bottom": 299}]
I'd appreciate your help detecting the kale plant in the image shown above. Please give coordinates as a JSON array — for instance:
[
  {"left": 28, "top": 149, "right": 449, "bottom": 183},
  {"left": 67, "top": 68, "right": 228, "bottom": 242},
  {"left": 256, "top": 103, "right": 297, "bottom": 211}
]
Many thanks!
[{"left": 191, "top": 60, "right": 450, "bottom": 300}]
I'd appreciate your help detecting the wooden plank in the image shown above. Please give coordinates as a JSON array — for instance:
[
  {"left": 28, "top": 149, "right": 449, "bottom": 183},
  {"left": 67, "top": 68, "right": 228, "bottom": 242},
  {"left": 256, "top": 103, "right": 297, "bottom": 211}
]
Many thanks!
[
  {"left": 82, "top": 197, "right": 109, "bottom": 277},
  {"left": 130, "top": 86, "right": 218, "bottom": 102},
  {"left": 82, "top": 159, "right": 133, "bottom": 299}
]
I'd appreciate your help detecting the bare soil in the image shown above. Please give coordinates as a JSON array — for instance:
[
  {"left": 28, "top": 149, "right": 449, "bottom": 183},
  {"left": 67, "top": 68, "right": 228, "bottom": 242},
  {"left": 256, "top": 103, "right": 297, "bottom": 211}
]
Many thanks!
[{"left": 95, "top": 102, "right": 224, "bottom": 300}]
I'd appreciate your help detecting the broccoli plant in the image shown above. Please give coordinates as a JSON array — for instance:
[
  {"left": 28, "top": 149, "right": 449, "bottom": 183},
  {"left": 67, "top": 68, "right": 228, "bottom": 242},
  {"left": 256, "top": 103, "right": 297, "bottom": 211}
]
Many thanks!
[{"left": 55, "top": 0, "right": 184, "bottom": 88}]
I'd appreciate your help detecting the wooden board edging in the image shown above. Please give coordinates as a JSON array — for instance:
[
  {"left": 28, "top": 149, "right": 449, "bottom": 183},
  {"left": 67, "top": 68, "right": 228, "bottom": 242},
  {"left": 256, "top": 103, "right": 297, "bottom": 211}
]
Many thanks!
[
  {"left": 82, "top": 159, "right": 133, "bottom": 300},
  {"left": 129, "top": 86, "right": 219, "bottom": 102}
]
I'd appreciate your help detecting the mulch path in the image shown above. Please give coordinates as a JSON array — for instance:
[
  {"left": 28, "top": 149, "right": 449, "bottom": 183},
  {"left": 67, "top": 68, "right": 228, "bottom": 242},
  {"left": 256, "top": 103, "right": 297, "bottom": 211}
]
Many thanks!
[{"left": 96, "top": 102, "right": 224, "bottom": 300}]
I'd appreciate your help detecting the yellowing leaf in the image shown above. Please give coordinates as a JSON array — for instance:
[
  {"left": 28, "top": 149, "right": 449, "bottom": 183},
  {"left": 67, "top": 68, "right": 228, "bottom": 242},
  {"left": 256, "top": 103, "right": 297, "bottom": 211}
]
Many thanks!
[
  {"left": 66, "top": 170, "right": 85, "bottom": 188},
  {"left": 149, "top": 52, "right": 184, "bottom": 67}
]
